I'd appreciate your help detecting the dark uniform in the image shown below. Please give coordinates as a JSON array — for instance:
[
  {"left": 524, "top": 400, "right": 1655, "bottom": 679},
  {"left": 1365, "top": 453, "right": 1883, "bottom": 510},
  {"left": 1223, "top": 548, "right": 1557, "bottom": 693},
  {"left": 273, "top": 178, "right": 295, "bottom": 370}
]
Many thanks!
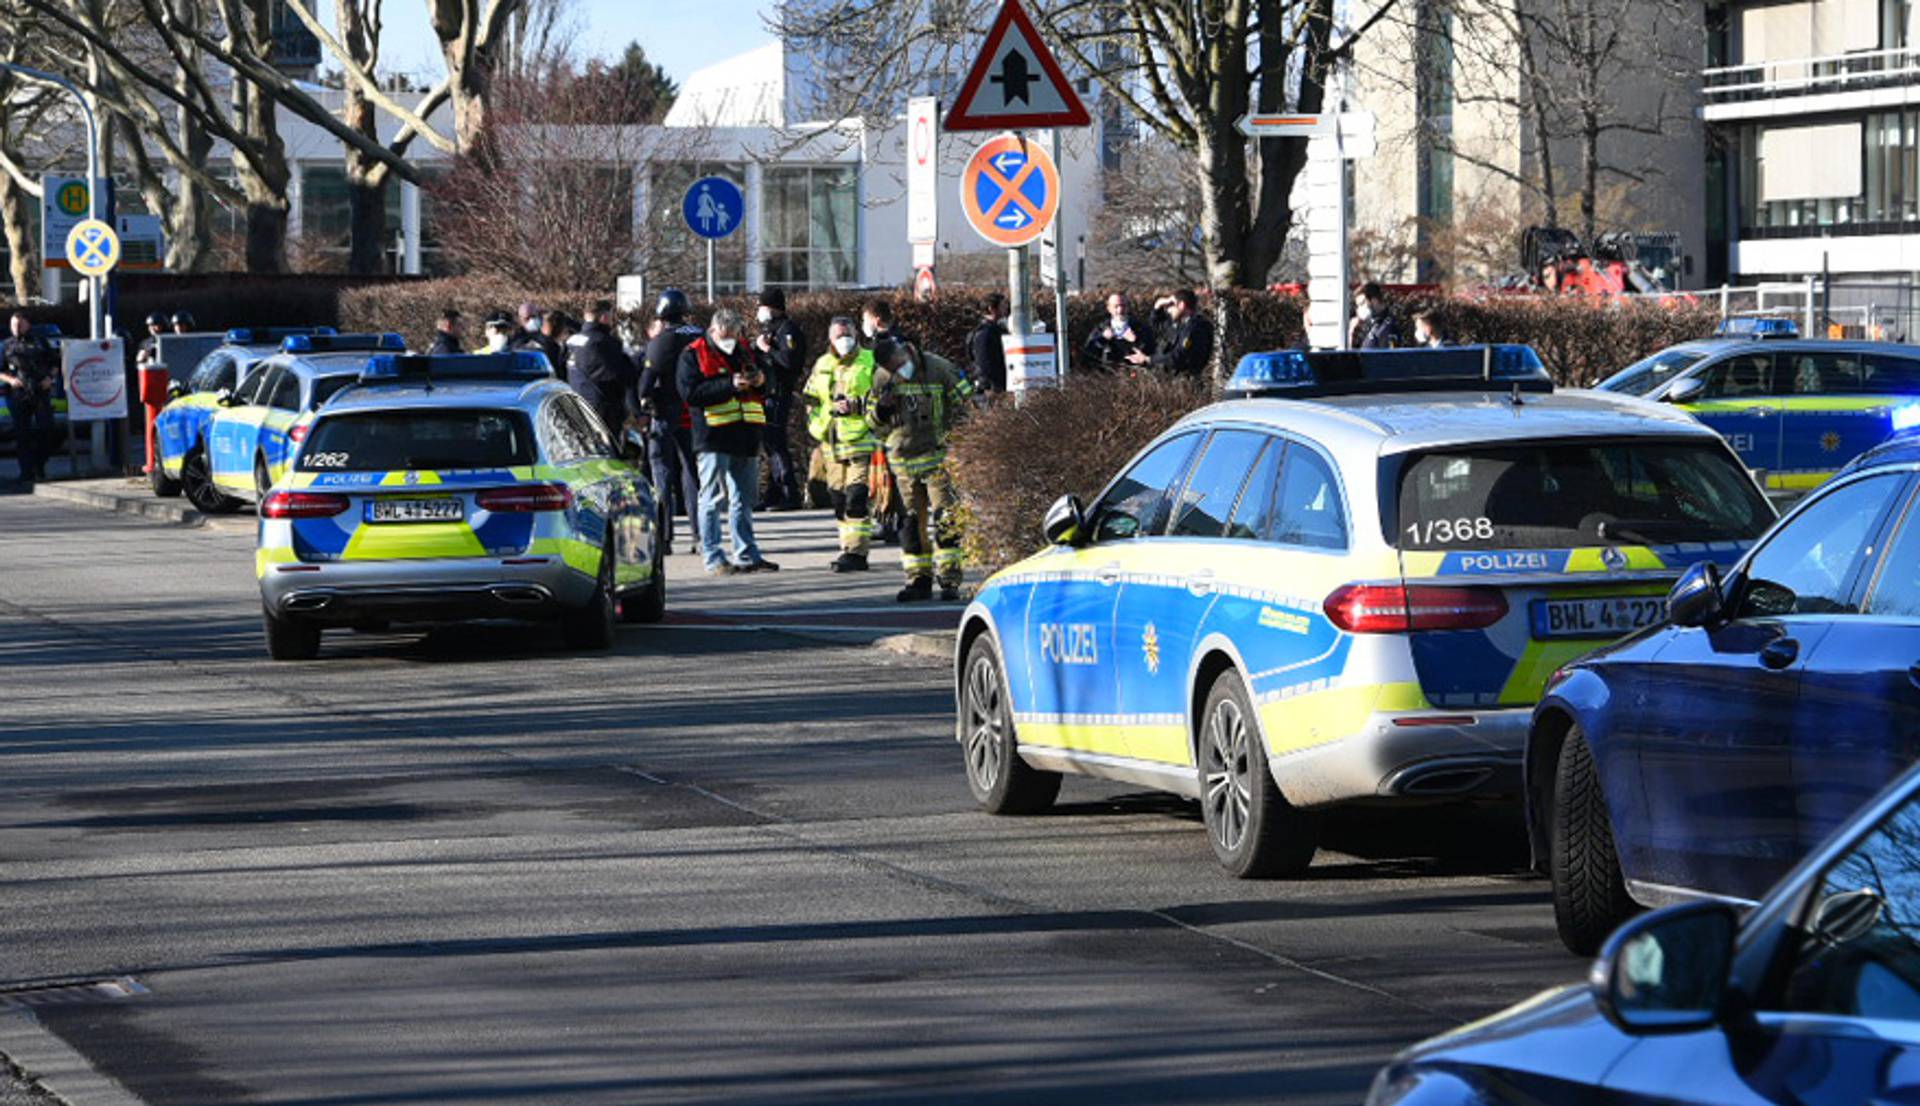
[
  {"left": 564, "top": 319, "right": 638, "bottom": 438},
  {"left": 967, "top": 318, "right": 1007, "bottom": 393},
  {"left": 514, "top": 331, "right": 566, "bottom": 376},
  {"left": 1151, "top": 313, "right": 1217, "bottom": 378},
  {"left": 1082, "top": 316, "right": 1155, "bottom": 370},
  {"left": 427, "top": 331, "right": 462, "bottom": 356},
  {"left": 2, "top": 331, "right": 59, "bottom": 484},
  {"left": 641, "top": 322, "right": 704, "bottom": 547},
  {"left": 756, "top": 315, "right": 807, "bottom": 508}
]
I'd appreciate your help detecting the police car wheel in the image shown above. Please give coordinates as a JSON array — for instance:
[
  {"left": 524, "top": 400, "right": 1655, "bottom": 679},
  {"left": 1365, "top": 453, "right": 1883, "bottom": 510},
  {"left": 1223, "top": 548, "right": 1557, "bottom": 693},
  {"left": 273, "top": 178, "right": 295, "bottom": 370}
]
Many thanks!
[
  {"left": 961, "top": 633, "right": 1059, "bottom": 815},
  {"left": 149, "top": 459, "right": 181, "bottom": 498},
  {"left": 621, "top": 551, "right": 667, "bottom": 624},
  {"left": 263, "top": 607, "right": 321, "bottom": 661},
  {"left": 181, "top": 446, "right": 241, "bottom": 515},
  {"left": 253, "top": 454, "right": 272, "bottom": 499},
  {"left": 562, "top": 545, "right": 617, "bottom": 650},
  {"left": 1198, "top": 669, "right": 1317, "bottom": 879},
  {"left": 1550, "top": 726, "right": 1636, "bottom": 955}
]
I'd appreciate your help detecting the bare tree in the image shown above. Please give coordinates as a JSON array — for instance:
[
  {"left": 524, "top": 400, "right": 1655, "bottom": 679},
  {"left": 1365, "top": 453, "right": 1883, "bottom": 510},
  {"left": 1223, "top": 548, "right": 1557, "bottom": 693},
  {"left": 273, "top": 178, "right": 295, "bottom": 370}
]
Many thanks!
[{"left": 1086, "top": 134, "right": 1207, "bottom": 288}]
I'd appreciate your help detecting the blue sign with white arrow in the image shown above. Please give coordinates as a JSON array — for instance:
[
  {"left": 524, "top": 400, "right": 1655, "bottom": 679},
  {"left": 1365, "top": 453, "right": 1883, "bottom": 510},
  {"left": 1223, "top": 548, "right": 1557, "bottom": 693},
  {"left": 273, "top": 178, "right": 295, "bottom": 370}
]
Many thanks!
[{"left": 683, "top": 176, "right": 744, "bottom": 240}]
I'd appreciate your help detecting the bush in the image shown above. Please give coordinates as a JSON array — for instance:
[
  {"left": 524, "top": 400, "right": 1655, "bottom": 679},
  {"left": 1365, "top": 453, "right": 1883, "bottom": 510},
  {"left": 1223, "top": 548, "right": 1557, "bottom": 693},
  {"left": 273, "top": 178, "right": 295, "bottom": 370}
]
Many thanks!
[
  {"left": 339, "top": 276, "right": 590, "bottom": 351},
  {"left": 949, "top": 372, "right": 1210, "bottom": 571}
]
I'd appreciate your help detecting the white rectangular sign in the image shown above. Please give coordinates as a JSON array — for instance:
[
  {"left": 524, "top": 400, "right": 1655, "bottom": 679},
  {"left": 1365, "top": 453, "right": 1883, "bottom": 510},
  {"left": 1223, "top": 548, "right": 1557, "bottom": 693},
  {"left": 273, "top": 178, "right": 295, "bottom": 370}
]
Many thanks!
[
  {"left": 1004, "top": 331, "right": 1057, "bottom": 393},
  {"left": 62, "top": 337, "right": 127, "bottom": 421},
  {"left": 41, "top": 175, "right": 109, "bottom": 270},
  {"left": 907, "top": 97, "right": 940, "bottom": 245}
]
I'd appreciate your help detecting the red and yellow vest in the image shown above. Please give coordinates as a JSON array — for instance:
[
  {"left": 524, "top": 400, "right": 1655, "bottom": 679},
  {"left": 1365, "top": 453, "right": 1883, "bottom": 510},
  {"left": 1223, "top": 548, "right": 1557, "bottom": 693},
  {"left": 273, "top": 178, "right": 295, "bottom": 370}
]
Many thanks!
[{"left": 687, "top": 337, "right": 767, "bottom": 428}]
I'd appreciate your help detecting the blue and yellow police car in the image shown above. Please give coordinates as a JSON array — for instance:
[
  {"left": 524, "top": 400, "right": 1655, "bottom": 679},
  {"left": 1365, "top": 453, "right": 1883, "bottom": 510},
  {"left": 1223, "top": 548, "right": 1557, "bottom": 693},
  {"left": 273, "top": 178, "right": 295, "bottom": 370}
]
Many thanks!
[
  {"left": 956, "top": 346, "right": 1777, "bottom": 878},
  {"left": 1598, "top": 329, "right": 1920, "bottom": 494},
  {"left": 204, "top": 332, "right": 408, "bottom": 503},
  {"left": 256, "top": 352, "right": 663, "bottom": 660},
  {"left": 152, "top": 327, "right": 336, "bottom": 508}
]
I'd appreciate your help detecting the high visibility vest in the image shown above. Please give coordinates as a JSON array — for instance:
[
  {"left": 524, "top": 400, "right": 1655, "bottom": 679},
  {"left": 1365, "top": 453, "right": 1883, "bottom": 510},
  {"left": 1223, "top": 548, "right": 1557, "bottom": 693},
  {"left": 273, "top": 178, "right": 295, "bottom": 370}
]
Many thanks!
[
  {"left": 805, "top": 351, "right": 877, "bottom": 460},
  {"left": 688, "top": 337, "right": 767, "bottom": 428}
]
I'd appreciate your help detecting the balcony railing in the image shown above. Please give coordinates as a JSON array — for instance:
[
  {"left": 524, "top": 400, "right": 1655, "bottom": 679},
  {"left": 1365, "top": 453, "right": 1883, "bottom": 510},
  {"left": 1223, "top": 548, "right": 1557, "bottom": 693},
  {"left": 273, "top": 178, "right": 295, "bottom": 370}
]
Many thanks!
[{"left": 1704, "top": 46, "right": 1920, "bottom": 101}]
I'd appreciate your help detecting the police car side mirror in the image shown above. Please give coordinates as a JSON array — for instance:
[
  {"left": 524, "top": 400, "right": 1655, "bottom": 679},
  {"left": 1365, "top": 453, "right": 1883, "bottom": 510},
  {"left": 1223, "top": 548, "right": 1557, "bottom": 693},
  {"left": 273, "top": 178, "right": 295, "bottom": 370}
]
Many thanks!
[
  {"left": 1667, "top": 561, "right": 1724, "bottom": 628},
  {"left": 1043, "top": 495, "right": 1087, "bottom": 547},
  {"left": 166, "top": 382, "right": 189, "bottom": 402},
  {"left": 214, "top": 388, "right": 236, "bottom": 407},
  {"left": 1664, "top": 376, "right": 1707, "bottom": 405}
]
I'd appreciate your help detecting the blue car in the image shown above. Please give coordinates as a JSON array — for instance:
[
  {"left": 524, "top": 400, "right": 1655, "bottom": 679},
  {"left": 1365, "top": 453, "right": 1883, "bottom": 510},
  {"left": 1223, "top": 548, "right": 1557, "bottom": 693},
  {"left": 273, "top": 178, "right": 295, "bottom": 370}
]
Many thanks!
[
  {"left": 1368, "top": 757, "right": 1920, "bottom": 1106},
  {"left": 1530, "top": 432, "right": 1920, "bottom": 952}
]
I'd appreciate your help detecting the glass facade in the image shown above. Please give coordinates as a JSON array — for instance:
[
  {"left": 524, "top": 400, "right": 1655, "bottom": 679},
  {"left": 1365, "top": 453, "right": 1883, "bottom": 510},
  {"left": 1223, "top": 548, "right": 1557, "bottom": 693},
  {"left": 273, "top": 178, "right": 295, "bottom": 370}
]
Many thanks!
[
  {"left": 299, "top": 165, "right": 403, "bottom": 263},
  {"left": 763, "top": 165, "right": 857, "bottom": 289},
  {"left": 1737, "top": 109, "right": 1920, "bottom": 235}
]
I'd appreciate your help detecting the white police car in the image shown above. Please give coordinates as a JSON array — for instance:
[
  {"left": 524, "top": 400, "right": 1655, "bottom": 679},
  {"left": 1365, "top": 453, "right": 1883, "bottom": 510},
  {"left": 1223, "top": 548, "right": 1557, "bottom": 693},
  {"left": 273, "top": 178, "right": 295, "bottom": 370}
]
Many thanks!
[{"left": 955, "top": 346, "right": 1777, "bottom": 877}]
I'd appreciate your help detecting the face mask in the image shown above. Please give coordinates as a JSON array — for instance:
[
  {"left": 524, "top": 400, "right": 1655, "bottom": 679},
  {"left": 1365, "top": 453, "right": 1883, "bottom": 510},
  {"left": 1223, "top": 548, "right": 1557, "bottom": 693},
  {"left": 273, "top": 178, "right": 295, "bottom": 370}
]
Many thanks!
[
  {"left": 524, "top": 318, "right": 541, "bottom": 333},
  {"left": 862, "top": 320, "right": 877, "bottom": 339},
  {"left": 1110, "top": 314, "right": 1128, "bottom": 330},
  {"left": 713, "top": 335, "right": 738, "bottom": 355},
  {"left": 756, "top": 306, "right": 773, "bottom": 324},
  {"left": 832, "top": 335, "right": 857, "bottom": 357},
  {"left": 899, "top": 361, "right": 916, "bottom": 380},
  {"left": 1355, "top": 302, "right": 1373, "bottom": 321},
  {"left": 485, "top": 333, "right": 509, "bottom": 353}
]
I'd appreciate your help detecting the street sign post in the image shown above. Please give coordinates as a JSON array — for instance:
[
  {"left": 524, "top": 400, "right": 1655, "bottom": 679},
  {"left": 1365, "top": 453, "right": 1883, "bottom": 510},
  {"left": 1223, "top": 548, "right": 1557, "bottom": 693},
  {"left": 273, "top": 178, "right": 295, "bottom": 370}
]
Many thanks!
[
  {"left": 944, "top": 0, "right": 1090, "bottom": 131},
  {"left": 959, "top": 133, "right": 1059, "bottom": 249},
  {"left": 40, "top": 174, "right": 108, "bottom": 271},
  {"left": 62, "top": 338, "right": 126, "bottom": 422},
  {"left": 907, "top": 97, "right": 940, "bottom": 246},
  {"left": 682, "top": 176, "right": 744, "bottom": 304},
  {"left": 65, "top": 219, "right": 120, "bottom": 279},
  {"left": 1039, "top": 129, "right": 1070, "bottom": 378},
  {"left": 1003, "top": 331, "right": 1057, "bottom": 394}
]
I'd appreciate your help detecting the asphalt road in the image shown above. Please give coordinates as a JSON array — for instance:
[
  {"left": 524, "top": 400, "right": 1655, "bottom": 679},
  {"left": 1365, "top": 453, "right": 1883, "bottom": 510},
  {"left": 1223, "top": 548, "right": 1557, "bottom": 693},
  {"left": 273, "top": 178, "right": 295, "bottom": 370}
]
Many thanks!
[{"left": 0, "top": 494, "right": 1579, "bottom": 1105}]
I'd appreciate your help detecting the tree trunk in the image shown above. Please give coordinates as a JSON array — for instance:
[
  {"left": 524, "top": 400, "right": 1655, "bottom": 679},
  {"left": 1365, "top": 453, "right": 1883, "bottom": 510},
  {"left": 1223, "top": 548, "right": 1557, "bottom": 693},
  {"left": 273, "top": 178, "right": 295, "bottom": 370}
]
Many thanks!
[
  {"left": 232, "top": 2, "right": 290, "bottom": 273},
  {"left": 347, "top": 170, "right": 387, "bottom": 273},
  {"left": 0, "top": 174, "right": 34, "bottom": 302},
  {"left": 171, "top": 0, "right": 213, "bottom": 271},
  {"left": 1580, "top": 108, "right": 1599, "bottom": 244},
  {"left": 341, "top": 0, "right": 388, "bottom": 273},
  {"left": 1515, "top": 8, "right": 1558, "bottom": 227}
]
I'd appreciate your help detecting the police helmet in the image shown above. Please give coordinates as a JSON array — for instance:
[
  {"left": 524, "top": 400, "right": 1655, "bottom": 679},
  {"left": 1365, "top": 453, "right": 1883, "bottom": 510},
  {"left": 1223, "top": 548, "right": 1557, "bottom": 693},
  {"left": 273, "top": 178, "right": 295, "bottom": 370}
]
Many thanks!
[
  {"left": 145, "top": 312, "right": 166, "bottom": 328},
  {"left": 655, "top": 288, "right": 690, "bottom": 323},
  {"left": 170, "top": 310, "right": 196, "bottom": 328}
]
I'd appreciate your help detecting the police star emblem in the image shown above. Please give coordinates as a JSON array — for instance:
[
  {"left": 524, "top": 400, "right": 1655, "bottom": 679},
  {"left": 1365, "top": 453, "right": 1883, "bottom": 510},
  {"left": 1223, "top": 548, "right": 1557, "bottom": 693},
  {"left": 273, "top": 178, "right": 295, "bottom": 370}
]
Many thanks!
[
  {"left": 1143, "top": 622, "right": 1161, "bottom": 675},
  {"left": 1821, "top": 431, "right": 1842, "bottom": 453}
]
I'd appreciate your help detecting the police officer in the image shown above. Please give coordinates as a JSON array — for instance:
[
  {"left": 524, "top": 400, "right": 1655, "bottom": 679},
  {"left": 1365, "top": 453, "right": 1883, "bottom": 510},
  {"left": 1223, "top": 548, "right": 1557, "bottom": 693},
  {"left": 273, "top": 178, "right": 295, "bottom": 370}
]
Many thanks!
[
  {"left": 868, "top": 336, "right": 970, "bottom": 602},
  {"left": 967, "top": 293, "right": 1008, "bottom": 394},
  {"left": 565, "top": 299, "right": 638, "bottom": 439},
  {"left": 1084, "top": 292, "right": 1154, "bottom": 370},
  {"left": 481, "top": 310, "right": 516, "bottom": 353},
  {"left": 2, "top": 312, "right": 58, "bottom": 487},
  {"left": 753, "top": 289, "right": 807, "bottom": 510},
  {"left": 1349, "top": 282, "right": 1401, "bottom": 349},
  {"left": 543, "top": 311, "right": 577, "bottom": 375},
  {"left": 640, "top": 289, "right": 704, "bottom": 553},
  {"left": 170, "top": 310, "right": 196, "bottom": 334},
  {"left": 428, "top": 308, "right": 464, "bottom": 355},
  {"left": 1131, "top": 288, "right": 1215, "bottom": 377},
  {"left": 137, "top": 312, "right": 167, "bottom": 367},
  {"left": 803, "top": 316, "right": 877, "bottom": 572}
]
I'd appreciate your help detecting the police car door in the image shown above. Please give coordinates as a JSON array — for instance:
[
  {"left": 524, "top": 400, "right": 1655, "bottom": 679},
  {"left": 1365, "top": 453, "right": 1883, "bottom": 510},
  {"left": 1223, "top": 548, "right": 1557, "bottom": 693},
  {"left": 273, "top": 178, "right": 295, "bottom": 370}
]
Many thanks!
[
  {"left": 1777, "top": 348, "right": 1892, "bottom": 488},
  {"left": 211, "top": 363, "right": 281, "bottom": 490},
  {"left": 1024, "top": 431, "right": 1199, "bottom": 757},
  {"left": 1683, "top": 350, "right": 1783, "bottom": 479},
  {"left": 257, "top": 368, "right": 304, "bottom": 484}
]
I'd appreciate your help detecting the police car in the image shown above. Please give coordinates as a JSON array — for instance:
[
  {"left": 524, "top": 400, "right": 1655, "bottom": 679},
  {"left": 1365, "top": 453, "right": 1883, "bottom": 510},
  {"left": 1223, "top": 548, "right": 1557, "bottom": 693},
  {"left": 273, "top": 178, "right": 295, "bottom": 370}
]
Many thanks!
[
  {"left": 955, "top": 346, "right": 1777, "bottom": 877},
  {"left": 204, "top": 333, "right": 408, "bottom": 503},
  {"left": 256, "top": 352, "right": 663, "bottom": 660},
  {"left": 1597, "top": 323, "right": 1920, "bottom": 494},
  {"left": 152, "top": 327, "right": 337, "bottom": 508}
]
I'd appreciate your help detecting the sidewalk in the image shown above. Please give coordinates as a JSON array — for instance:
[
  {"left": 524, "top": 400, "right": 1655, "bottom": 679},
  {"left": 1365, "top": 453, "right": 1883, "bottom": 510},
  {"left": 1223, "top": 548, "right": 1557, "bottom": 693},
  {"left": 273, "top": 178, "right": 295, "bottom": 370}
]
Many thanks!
[{"left": 26, "top": 477, "right": 965, "bottom": 656}]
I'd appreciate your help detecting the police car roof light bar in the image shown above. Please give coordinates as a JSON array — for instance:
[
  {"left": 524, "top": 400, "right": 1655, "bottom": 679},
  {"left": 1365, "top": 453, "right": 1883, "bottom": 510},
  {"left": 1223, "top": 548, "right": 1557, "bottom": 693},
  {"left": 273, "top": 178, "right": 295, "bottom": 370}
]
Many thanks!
[
  {"left": 1714, "top": 316, "right": 1798, "bottom": 339},
  {"left": 358, "top": 351, "right": 554, "bottom": 385},
  {"left": 282, "top": 332, "right": 408, "bottom": 354},
  {"left": 1225, "top": 345, "right": 1554, "bottom": 400},
  {"left": 226, "top": 326, "right": 338, "bottom": 346}
]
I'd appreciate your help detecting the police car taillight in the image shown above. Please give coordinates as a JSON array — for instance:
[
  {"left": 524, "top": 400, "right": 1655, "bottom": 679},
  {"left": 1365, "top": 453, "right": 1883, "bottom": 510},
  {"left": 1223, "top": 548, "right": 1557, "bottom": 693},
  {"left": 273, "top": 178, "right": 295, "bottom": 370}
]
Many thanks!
[
  {"left": 1324, "top": 584, "right": 1509, "bottom": 633},
  {"left": 288, "top": 424, "right": 309, "bottom": 443},
  {"left": 476, "top": 484, "right": 572, "bottom": 512},
  {"left": 261, "top": 491, "right": 349, "bottom": 519}
]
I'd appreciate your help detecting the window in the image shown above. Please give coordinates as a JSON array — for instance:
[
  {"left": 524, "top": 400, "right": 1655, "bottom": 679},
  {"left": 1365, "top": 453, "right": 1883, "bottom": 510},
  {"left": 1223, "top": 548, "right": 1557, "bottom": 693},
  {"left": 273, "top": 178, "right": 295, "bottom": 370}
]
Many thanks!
[
  {"left": 188, "top": 352, "right": 238, "bottom": 394},
  {"left": 310, "top": 375, "right": 357, "bottom": 409},
  {"left": 562, "top": 395, "right": 616, "bottom": 458},
  {"left": 1864, "top": 488, "right": 1920, "bottom": 617},
  {"left": 298, "top": 411, "right": 535, "bottom": 472},
  {"left": 1740, "top": 110, "right": 1920, "bottom": 233},
  {"left": 1271, "top": 445, "right": 1346, "bottom": 549},
  {"left": 1091, "top": 433, "right": 1199, "bottom": 542},
  {"left": 1738, "top": 473, "right": 1907, "bottom": 617},
  {"left": 1865, "top": 355, "right": 1920, "bottom": 396},
  {"left": 1226, "top": 440, "right": 1284, "bottom": 540},
  {"left": 1397, "top": 441, "right": 1772, "bottom": 550},
  {"left": 1170, "top": 431, "right": 1267, "bottom": 538},
  {"left": 1779, "top": 350, "right": 1865, "bottom": 395},
  {"left": 268, "top": 371, "right": 301, "bottom": 411},
  {"left": 234, "top": 365, "right": 278, "bottom": 405},
  {"left": 764, "top": 166, "right": 858, "bottom": 289},
  {"left": 1779, "top": 790, "right": 1920, "bottom": 1022},
  {"left": 298, "top": 165, "right": 402, "bottom": 270},
  {"left": 1603, "top": 348, "right": 1709, "bottom": 397},
  {"left": 539, "top": 398, "right": 595, "bottom": 465},
  {"left": 1701, "top": 352, "right": 1775, "bottom": 398}
]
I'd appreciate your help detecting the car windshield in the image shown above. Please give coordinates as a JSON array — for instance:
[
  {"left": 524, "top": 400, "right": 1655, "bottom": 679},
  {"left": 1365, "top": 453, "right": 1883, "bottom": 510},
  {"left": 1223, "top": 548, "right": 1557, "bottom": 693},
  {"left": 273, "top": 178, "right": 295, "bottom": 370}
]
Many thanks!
[
  {"left": 1597, "top": 348, "right": 1708, "bottom": 396},
  {"left": 296, "top": 410, "right": 535, "bottom": 472},
  {"left": 1396, "top": 440, "right": 1773, "bottom": 550}
]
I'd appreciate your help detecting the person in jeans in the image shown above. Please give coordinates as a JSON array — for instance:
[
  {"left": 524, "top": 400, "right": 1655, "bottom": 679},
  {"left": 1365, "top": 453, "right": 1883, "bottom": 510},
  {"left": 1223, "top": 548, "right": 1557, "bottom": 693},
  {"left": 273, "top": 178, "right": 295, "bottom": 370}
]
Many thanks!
[{"left": 677, "top": 308, "right": 779, "bottom": 575}]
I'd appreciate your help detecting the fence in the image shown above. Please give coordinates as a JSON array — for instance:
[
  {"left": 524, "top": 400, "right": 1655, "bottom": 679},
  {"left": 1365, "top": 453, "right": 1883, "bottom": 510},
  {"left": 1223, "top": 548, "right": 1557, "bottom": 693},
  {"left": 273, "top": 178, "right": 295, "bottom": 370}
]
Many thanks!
[{"left": 1627, "top": 278, "right": 1920, "bottom": 343}]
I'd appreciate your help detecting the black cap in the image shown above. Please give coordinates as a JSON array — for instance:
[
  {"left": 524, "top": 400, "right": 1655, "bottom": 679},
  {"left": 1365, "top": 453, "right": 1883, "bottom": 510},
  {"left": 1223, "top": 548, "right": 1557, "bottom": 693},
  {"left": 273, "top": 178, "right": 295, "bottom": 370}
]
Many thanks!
[
  {"left": 145, "top": 312, "right": 166, "bottom": 328},
  {"left": 484, "top": 309, "right": 514, "bottom": 327},
  {"left": 655, "top": 288, "right": 690, "bottom": 323},
  {"left": 871, "top": 337, "right": 904, "bottom": 367},
  {"left": 759, "top": 288, "right": 786, "bottom": 311},
  {"left": 170, "top": 310, "right": 195, "bottom": 327}
]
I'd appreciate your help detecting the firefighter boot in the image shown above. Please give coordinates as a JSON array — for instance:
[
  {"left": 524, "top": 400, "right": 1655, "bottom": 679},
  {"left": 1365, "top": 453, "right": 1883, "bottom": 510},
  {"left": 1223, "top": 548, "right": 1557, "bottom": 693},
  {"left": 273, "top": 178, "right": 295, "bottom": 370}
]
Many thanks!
[{"left": 896, "top": 576, "right": 934, "bottom": 603}]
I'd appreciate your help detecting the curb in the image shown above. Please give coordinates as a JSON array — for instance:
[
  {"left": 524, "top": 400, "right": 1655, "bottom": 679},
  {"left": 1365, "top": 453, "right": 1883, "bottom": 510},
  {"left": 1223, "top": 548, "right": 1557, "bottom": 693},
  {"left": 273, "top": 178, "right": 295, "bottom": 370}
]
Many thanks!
[
  {"left": 875, "top": 631, "right": 955, "bottom": 663},
  {"left": 31, "top": 481, "right": 223, "bottom": 528}
]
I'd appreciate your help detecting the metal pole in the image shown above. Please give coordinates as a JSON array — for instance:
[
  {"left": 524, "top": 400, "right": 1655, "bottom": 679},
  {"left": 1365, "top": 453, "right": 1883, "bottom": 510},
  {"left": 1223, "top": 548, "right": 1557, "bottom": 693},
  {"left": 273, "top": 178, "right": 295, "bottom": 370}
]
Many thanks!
[
  {"left": 706, "top": 238, "right": 716, "bottom": 306},
  {"left": 1044, "top": 130, "right": 1069, "bottom": 378}
]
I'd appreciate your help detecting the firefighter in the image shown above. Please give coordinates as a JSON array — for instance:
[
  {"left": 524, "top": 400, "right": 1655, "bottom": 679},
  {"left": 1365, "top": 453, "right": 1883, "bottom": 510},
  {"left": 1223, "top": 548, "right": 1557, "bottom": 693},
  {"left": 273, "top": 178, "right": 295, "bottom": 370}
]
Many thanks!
[
  {"left": 867, "top": 336, "right": 969, "bottom": 602},
  {"left": 804, "top": 316, "right": 877, "bottom": 572},
  {"left": 640, "top": 289, "right": 704, "bottom": 553}
]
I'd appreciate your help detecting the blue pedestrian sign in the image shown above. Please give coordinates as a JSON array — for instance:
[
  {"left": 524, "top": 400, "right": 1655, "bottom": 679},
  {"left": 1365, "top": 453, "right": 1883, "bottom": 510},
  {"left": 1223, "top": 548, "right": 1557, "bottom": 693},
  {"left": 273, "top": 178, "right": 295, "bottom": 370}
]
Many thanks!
[{"left": 683, "top": 177, "right": 744, "bottom": 240}]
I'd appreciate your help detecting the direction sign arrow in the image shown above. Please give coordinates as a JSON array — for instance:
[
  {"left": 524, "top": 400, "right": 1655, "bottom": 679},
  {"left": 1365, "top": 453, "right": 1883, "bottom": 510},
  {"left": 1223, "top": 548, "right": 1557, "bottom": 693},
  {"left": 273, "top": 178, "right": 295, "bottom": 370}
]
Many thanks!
[{"left": 992, "top": 152, "right": 1024, "bottom": 175}]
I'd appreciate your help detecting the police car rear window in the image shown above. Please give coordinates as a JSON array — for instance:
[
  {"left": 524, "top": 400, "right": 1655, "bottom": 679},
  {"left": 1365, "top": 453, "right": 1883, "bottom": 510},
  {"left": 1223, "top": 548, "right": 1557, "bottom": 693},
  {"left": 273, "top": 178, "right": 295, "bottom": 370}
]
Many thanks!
[
  {"left": 297, "top": 411, "right": 534, "bottom": 472},
  {"left": 1601, "top": 348, "right": 1707, "bottom": 397},
  {"left": 1396, "top": 441, "right": 1772, "bottom": 550}
]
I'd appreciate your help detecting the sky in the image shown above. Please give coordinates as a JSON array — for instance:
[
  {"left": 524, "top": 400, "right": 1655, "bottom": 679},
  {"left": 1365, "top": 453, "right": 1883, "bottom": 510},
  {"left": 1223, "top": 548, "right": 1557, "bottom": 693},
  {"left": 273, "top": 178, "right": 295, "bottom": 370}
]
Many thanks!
[{"left": 375, "top": 0, "right": 776, "bottom": 88}]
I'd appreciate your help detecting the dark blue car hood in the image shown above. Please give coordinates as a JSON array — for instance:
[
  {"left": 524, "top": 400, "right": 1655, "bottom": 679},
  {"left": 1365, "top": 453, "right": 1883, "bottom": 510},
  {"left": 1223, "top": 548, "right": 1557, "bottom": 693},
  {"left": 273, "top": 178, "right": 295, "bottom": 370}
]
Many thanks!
[{"left": 1379, "top": 984, "right": 1639, "bottom": 1101}]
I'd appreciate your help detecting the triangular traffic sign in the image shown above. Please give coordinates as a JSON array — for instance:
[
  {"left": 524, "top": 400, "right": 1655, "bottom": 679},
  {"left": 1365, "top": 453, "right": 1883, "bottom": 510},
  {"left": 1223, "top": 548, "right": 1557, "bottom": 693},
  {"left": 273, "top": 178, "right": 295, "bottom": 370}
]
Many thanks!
[{"left": 945, "top": 0, "right": 1092, "bottom": 131}]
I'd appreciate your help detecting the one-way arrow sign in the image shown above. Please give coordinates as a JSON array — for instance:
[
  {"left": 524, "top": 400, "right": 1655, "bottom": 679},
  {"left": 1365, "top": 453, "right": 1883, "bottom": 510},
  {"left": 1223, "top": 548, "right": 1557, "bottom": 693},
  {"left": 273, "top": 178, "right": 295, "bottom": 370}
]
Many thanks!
[{"left": 945, "top": 0, "right": 1091, "bottom": 131}]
